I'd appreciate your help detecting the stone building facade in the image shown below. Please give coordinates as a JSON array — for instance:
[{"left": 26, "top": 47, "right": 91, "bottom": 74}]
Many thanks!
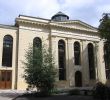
[{"left": 0, "top": 12, "right": 108, "bottom": 90}]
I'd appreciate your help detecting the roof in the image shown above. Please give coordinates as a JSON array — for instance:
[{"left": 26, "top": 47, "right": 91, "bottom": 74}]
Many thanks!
[{"left": 51, "top": 11, "right": 69, "bottom": 20}]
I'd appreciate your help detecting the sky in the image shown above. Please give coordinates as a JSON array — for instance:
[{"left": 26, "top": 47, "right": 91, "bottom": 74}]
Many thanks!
[{"left": 0, "top": 0, "right": 110, "bottom": 27}]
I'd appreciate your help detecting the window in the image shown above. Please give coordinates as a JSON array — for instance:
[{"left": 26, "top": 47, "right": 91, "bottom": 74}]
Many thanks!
[
  {"left": 88, "top": 43, "right": 96, "bottom": 79},
  {"left": 104, "top": 42, "right": 110, "bottom": 79},
  {"left": 33, "top": 37, "right": 42, "bottom": 49},
  {"left": 74, "top": 41, "right": 80, "bottom": 65},
  {"left": 2, "top": 35, "right": 13, "bottom": 67},
  {"left": 58, "top": 40, "right": 66, "bottom": 80},
  {"left": 33, "top": 37, "right": 42, "bottom": 64}
]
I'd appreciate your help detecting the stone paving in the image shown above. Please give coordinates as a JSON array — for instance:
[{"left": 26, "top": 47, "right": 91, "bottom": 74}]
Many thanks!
[
  {"left": 0, "top": 90, "right": 95, "bottom": 100},
  {"left": 0, "top": 90, "right": 26, "bottom": 100},
  {"left": 14, "top": 95, "right": 95, "bottom": 100}
]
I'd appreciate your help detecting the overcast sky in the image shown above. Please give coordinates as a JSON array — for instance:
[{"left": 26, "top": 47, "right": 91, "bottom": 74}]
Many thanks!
[{"left": 0, "top": 0, "right": 110, "bottom": 27}]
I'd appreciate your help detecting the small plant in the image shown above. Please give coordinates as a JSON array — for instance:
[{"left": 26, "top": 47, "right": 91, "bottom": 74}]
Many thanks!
[
  {"left": 93, "top": 82, "right": 109, "bottom": 100},
  {"left": 50, "top": 88, "right": 59, "bottom": 94},
  {"left": 69, "top": 89, "right": 80, "bottom": 95}
]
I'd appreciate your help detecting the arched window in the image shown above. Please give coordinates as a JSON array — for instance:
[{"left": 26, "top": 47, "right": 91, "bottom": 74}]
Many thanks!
[
  {"left": 74, "top": 41, "right": 80, "bottom": 65},
  {"left": 75, "top": 71, "right": 82, "bottom": 87},
  {"left": 33, "top": 37, "right": 42, "bottom": 49},
  {"left": 2, "top": 35, "right": 13, "bottom": 67},
  {"left": 33, "top": 37, "right": 42, "bottom": 65},
  {"left": 58, "top": 40, "right": 66, "bottom": 80},
  {"left": 88, "top": 43, "right": 95, "bottom": 79},
  {"left": 104, "top": 42, "right": 110, "bottom": 79}
]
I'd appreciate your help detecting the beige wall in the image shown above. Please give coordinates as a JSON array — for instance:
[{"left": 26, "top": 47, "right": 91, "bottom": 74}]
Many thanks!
[
  {"left": 0, "top": 17, "right": 108, "bottom": 90},
  {"left": 50, "top": 27, "right": 104, "bottom": 87},
  {"left": 0, "top": 26, "right": 17, "bottom": 89},
  {"left": 17, "top": 25, "right": 50, "bottom": 90}
]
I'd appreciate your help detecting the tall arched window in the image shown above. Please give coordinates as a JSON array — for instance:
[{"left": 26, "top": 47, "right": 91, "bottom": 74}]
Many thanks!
[
  {"left": 2, "top": 35, "right": 13, "bottom": 67},
  {"left": 104, "top": 42, "right": 110, "bottom": 79},
  {"left": 33, "top": 37, "right": 42, "bottom": 49},
  {"left": 88, "top": 43, "right": 95, "bottom": 79},
  {"left": 74, "top": 41, "right": 80, "bottom": 65},
  {"left": 33, "top": 37, "right": 42, "bottom": 65},
  {"left": 58, "top": 40, "right": 66, "bottom": 80}
]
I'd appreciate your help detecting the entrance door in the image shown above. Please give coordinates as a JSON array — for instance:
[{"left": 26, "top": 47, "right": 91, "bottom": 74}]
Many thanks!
[
  {"left": 0, "top": 70, "right": 12, "bottom": 89},
  {"left": 75, "top": 71, "right": 82, "bottom": 87}
]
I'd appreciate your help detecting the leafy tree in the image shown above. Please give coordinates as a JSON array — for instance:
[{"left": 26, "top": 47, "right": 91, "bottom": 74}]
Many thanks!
[
  {"left": 23, "top": 44, "right": 56, "bottom": 94},
  {"left": 99, "top": 13, "right": 110, "bottom": 40},
  {"left": 98, "top": 13, "right": 110, "bottom": 78}
]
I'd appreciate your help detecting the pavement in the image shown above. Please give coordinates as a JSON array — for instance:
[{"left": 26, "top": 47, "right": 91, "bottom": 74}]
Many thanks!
[
  {"left": 14, "top": 95, "right": 94, "bottom": 100},
  {"left": 0, "top": 90, "right": 95, "bottom": 100},
  {"left": 0, "top": 90, "right": 26, "bottom": 100}
]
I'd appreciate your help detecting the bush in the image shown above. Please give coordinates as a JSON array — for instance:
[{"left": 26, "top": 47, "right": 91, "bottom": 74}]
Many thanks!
[
  {"left": 23, "top": 44, "right": 56, "bottom": 95},
  {"left": 50, "top": 88, "right": 69, "bottom": 95},
  {"left": 93, "top": 82, "right": 109, "bottom": 100},
  {"left": 50, "top": 88, "right": 60, "bottom": 94},
  {"left": 69, "top": 89, "right": 80, "bottom": 95}
]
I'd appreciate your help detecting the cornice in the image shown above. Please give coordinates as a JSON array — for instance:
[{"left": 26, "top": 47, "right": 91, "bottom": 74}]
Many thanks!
[
  {"left": 51, "top": 33, "right": 100, "bottom": 42},
  {"left": 16, "top": 18, "right": 50, "bottom": 29},
  {"left": 50, "top": 23, "right": 98, "bottom": 34},
  {"left": 16, "top": 17, "right": 98, "bottom": 34},
  {"left": 52, "top": 20, "right": 97, "bottom": 30},
  {"left": 0, "top": 24, "right": 18, "bottom": 30}
]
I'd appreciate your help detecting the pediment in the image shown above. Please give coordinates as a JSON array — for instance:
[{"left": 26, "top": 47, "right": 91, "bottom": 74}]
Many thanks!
[{"left": 52, "top": 20, "right": 97, "bottom": 32}]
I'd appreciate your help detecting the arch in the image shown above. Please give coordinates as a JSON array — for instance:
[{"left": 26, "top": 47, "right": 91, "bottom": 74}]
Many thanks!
[
  {"left": 2, "top": 35, "right": 13, "bottom": 67},
  {"left": 58, "top": 39, "right": 66, "bottom": 80},
  {"left": 88, "top": 43, "right": 96, "bottom": 79},
  {"left": 75, "top": 71, "right": 82, "bottom": 87},
  {"left": 33, "top": 37, "right": 42, "bottom": 48},
  {"left": 74, "top": 41, "right": 81, "bottom": 65}
]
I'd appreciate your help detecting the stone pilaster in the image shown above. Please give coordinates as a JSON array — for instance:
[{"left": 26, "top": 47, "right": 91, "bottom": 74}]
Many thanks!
[
  {"left": 94, "top": 42, "right": 98, "bottom": 81},
  {"left": 81, "top": 40, "right": 90, "bottom": 86},
  {"left": 97, "top": 40, "right": 106, "bottom": 83},
  {"left": 66, "top": 38, "right": 75, "bottom": 86},
  {"left": 51, "top": 36, "right": 59, "bottom": 81}
]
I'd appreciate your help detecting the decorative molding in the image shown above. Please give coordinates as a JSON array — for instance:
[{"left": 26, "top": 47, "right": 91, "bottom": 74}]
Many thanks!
[
  {"left": 16, "top": 17, "right": 98, "bottom": 34},
  {"left": 0, "top": 24, "right": 18, "bottom": 30}
]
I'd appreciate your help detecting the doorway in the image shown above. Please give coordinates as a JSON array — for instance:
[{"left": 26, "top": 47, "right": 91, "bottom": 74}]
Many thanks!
[
  {"left": 75, "top": 71, "right": 82, "bottom": 87},
  {"left": 0, "top": 70, "right": 12, "bottom": 89}
]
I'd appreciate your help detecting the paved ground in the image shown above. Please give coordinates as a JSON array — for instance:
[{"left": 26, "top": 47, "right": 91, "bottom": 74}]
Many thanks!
[
  {"left": 0, "top": 90, "right": 25, "bottom": 100},
  {"left": 0, "top": 90, "right": 96, "bottom": 100},
  {"left": 13, "top": 95, "right": 95, "bottom": 100}
]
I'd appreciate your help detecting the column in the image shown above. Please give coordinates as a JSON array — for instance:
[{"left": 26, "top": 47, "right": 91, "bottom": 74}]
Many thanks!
[
  {"left": 66, "top": 38, "right": 75, "bottom": 86},
  {"left": 51, "top": 36, "right": 59, "bottom": 81},
  {"left": 97, "top": 40, "right": 106, "bottom": 83},
  {"left": 82, "top": 40, "right": 90, "bottom": 86}
]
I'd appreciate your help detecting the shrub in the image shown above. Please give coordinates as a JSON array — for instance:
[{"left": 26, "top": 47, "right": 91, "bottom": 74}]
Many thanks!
[
  {"left": 23, "top": 44, "right": 56, "bottom": 96},
  {"left": 69, "top": 89, "right": 80, "bottom": 95},
  {"left": 93, "top": 82, "right": 109, "bottom": 100}
]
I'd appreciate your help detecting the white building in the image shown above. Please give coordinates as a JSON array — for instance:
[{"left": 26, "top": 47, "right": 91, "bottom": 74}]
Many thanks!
[{"left": 0, "top": 12, "right": 109, "bottom": 90}]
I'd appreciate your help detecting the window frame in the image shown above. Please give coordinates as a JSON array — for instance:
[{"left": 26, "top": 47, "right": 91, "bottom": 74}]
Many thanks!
[{"left": 2, "top": 35, "right": 13, "bottom": 67}]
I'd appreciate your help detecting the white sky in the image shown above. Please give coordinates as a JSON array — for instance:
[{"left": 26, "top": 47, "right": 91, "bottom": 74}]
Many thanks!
[{"left": 0, "top": 0, "right": 110, "bottom": 27}]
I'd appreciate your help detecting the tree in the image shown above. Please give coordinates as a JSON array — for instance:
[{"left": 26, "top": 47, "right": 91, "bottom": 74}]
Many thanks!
[
  {"left": 98, "top": 13, "right": 110, "bottom": 79},
  {"left": 99, "top": 13, "right": 110, "bottom": 40},
  {"left": 23, "top": 44, "right": 56, "bottom": 93}
]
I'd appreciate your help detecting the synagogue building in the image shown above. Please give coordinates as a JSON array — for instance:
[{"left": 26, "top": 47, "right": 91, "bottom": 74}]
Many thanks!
[{"left": 0, "top": 12, "right": 109, "bottom": 90}]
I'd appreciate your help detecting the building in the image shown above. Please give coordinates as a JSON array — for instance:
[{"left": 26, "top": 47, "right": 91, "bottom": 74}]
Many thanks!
[{"left": 0, "top": 12, "right": 108, "bottom": 90}]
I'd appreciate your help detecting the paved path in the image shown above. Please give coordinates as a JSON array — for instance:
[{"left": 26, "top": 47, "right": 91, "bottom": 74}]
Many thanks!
[
  {"left": 0, "top": 90, "right": 26, "bottom": 100},
  {"left": 0, "top": 90, "right": 95, "bottom": 100},
  {"left": 14, "top": 95, "right": 95, "bottom": 100}
]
